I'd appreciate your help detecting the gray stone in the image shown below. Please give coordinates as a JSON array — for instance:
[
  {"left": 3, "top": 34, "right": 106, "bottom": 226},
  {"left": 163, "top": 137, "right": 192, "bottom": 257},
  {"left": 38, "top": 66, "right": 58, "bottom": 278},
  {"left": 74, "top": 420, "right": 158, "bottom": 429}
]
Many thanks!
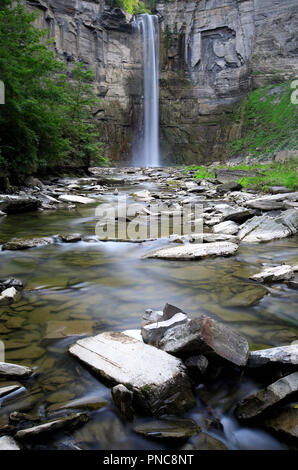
[
  {"left": 248, "top": 345, "right": 298, "bottom": 368},
  {"left": 143, "top": 242, "right": 239, "bottom": 260},
  {"left": 250, "top": 265, "right": 294, "bottom": 283},
  {"left": 238, "top": 209, "right": 298, "bottom": 243},
  {"left": 0, "top": 436, "right": 20, "bottom": 450},
  {"left": 221, "top": 208, "right": 255, "bottom": 224},
  {"left": 0, "top": 362, "right": 33, "bottom": 378},
  {"left": 213, "top": 220, "right": 239, "bottom": 235},
  {"left": 0, "top": 287, "right": 20, "bottom": 306},
  {"left": 184, "top": 355, "right": 209, "bottom": 376},
  {"left": 122, "top": 329, "right": 143, "bottom": 342},
  {"left": 215, "top": 169, "right": 258, "bottom": 184},
  {"left": 133, "top": 418, "right": 201, "bottom": 440},
  {"left": 69, "top": 332, "right": 195, "bottom": 416},
  {"left": 265, "top": 405, "right": 298, "bottom": 442},
  {"left": 0, "top": 383, "right": 23, "bottom": 399},
  {"left": 235, "top": 372, "right": 298, "bottom": 420},
  {"left": 244, "top": 193, "right": 298, "bottom": 211},
  {"left": 112, "top": 384, "right": 134, "bottom": 421},
  {"left": 216, "top": 182, "right": 243, "bottom": 194},
  {"left": 16, "top": 412, "right": 89, "bottom": 439},
  {"left": 60, "top": 233, "right": 82, "bottom": 243},
  {"left": 158, "top": 316, "right": 249, "bottom": 367},
  {"left": 2, "top": 237, "right": 54, "bottom": 250},
  {"left": 0, "top": 277, "right": 23, "bottom": 292},
  {"left": 0, "top": 195, "right": 41, "bottom": 214},
  {"left": 58, "top": 194, "right": 95, "bottom": 204},
  {"left": 142, "top": 313, "right": 189, "bottom": 347}
]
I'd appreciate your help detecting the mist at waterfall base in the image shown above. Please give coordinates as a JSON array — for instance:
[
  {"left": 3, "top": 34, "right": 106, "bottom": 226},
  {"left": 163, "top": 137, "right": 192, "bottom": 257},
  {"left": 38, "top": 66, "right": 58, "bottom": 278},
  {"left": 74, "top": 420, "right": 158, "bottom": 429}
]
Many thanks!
[{"left": 132, "top": 14, "right": 160, "bottom": 168}]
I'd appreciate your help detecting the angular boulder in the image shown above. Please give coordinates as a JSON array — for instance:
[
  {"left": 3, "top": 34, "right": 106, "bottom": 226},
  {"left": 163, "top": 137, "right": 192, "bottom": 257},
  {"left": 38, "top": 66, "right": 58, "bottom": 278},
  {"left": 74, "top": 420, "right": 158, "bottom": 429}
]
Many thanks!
[
  {"left": 133, "top": 418, "right": 200, "bottom": 440},
  {"left": 248, "top": 345, "right": 298, "bottom": 368},
  {"left": 143, "top": 242, "right": 238, "bottom": 260},
  {"left": 2, "top": 237, "right": 54, "bottom": 251},
  {"left": 0, "top": 195, "right": 41, "bottom": 214},
  {"left": 238, "top": 209, "right": 298, "bottom": 243},
  {"left": 250, "top": 265, "right": 294, "bottom": 283},
  {"left": 213, "top": 221, "right": 239, "bottom": 235},
  {"left": 0, "top": 287, "right": 20, "bottom": 306},
  {"left": 0, "top": 362, "right": 33, "bottom": 378},
  {"left": 16, "top": 412, "right": 89, "bottom": 440},
  {"left": 158, "top": 316, "right": 249, "bottom": 367},
  {"left": 244, "top": 193, "right": 298, "bottom": 211},
  {"left": 69, "top": 332, "right": 195, "bottom": 416},
  {"left": 58, "top": 194, "right": 95, "bottom": 204},
  {"left": 141, "top": 312, "right": 188, "bottom": 346},
  {"left": 235, "top": 372, "right": 298, "bottom": 420}
]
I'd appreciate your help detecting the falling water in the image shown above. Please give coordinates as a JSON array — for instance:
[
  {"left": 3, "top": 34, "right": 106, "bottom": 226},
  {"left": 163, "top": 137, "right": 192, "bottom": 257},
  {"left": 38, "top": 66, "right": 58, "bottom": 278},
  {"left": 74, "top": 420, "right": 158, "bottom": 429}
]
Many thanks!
[{"left": 134, "top": 14, "right": 160, "bottom": 167}]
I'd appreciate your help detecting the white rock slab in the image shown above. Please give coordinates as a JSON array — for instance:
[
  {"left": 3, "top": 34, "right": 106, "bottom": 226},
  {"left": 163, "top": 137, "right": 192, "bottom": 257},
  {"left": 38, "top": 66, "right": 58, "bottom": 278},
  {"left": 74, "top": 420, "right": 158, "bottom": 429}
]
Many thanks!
[
  {"left": 0, "top": 436, "right": 20, "bottom": 450},
  {"left": 0, "top": 384, "right": 22, "bottom": 398},
  {"left": 0, "top": 362, "right": 33, "bottom": 378},
  {"left": 213, "top": 221, "right": 239, "bottom": 235},
  {"left": 248, "top": 345, "right": 298, "bottom": 367},
  {"left": 0, "top": 287, "right": 20, "bottom": 306},
  {"left": 69, "top": 332, "right": 195, "bottom": 416},
  {"left": 58, "top": 194, "right": 96, "bottom": 204},
  {"left": 250, "top": 265, "right": 294, "bottom": 283},
  {"left": 143, "top": 242, "right": 238, "bottom": 260},
  {"left": 122, "top": 329, "right": 143, "bottom": 342},
  {"left": 142, "top": 313, "right": 189, "bottom": 346}
]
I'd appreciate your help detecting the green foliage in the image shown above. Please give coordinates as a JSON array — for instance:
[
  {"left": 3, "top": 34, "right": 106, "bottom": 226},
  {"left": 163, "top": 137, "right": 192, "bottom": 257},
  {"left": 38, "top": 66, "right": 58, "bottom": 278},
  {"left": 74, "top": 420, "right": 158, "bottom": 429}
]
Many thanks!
[
  {"left": 190, "top": 166, "right": 215, "bottom": 179},
  {"left": 0, "top": 1, "right": 107, "bottom": 175},
  {"left": 229, "top": 81, "right": 298, "bottom": 158},
  {"left": 110, "top": 0, "right": 151, "bottom": 14},
  {"left": 237, "top": 160, "right": 298, "bottom": 191}
]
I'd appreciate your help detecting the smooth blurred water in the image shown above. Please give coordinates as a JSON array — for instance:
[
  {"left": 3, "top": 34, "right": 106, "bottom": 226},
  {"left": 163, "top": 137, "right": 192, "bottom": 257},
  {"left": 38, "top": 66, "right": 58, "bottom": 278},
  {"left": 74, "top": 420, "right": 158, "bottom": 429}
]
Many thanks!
[{"left": 0, "top": 180, "right": 297, "bottom": 449}]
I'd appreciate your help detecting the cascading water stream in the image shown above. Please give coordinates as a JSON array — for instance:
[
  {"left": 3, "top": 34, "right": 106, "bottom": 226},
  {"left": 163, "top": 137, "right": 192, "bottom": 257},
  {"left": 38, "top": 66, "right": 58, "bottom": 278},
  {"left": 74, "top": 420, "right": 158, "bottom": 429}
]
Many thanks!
[{"left": 134, "top": 14, "right": 160, "bottom": 167}]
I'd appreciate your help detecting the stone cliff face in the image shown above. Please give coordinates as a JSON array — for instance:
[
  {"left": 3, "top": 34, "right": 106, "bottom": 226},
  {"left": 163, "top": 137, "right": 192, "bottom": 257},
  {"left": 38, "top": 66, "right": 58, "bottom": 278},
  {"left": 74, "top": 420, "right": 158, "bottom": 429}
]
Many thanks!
[
  {"left": 157, "top": 0, "right": 298, "bottom": 163},
  {"left": 24, "top": 0, "right": 298, "bottom": 165}
]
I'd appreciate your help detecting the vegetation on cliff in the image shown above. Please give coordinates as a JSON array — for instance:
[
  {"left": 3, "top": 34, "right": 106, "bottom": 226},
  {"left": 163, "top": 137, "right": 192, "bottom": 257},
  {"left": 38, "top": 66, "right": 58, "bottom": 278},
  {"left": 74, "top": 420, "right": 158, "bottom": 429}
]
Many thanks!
[
  {"left": 230, "top": 81, "right": 298, "bottom": 158},
  {"left": 110, "top": 0, "right": 153, "bottom": 15},
  {"left": 0, "top": 0, "right": 107, "bottom": 176}
]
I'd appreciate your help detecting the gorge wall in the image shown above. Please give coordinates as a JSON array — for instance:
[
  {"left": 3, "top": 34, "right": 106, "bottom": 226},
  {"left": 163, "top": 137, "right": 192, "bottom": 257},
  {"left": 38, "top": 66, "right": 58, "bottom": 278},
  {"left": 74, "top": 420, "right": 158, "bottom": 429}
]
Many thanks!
[{"left": 24, "top": 0, "right": 298, "bottom": 165}]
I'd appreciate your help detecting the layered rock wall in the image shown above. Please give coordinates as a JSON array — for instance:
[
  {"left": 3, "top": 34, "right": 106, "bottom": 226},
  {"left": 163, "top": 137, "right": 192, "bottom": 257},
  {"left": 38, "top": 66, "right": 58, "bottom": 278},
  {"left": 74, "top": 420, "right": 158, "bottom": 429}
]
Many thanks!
[{"left": 24, "top": 0, "right": 298, "bottom": 164}]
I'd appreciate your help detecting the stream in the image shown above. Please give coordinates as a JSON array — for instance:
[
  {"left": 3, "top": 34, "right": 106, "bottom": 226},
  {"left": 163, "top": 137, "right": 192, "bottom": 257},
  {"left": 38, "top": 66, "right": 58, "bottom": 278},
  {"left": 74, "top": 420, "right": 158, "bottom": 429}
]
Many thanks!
[{"left": 0, "top": 170, "right": 297, "bottom": 450}]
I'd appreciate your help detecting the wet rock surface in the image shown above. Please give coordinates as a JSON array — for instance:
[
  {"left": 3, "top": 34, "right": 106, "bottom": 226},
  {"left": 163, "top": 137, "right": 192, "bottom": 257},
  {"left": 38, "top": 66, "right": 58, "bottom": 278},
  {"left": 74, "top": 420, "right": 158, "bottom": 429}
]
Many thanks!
[
  {"left": 248, "top": 345, "right": 298, "bottom": 368},
  {"left": 143, "top": 242, "right": 239, "bottom": 260},
  {"left": 69, "top": 331, "right": 196, "bottom": 416},
  {"left": 235, "top": 372, "right": 298, "bottom": 420},
  {"left": 133, "top": 418, "right": 201, "bottom": 440}
]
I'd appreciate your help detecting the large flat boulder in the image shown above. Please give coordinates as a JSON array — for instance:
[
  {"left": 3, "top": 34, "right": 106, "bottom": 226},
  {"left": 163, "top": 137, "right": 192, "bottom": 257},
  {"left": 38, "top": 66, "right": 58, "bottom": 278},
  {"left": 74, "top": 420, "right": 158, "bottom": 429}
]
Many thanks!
[
  {"left": 250, "top": 265, "right": 294, "bottom": 283},
  {"left": 2, "top": 237, "right": 54, "bottom": 251},
  {"left": 58, "top": 194, "right": 95, "bottom": 204},
  {"left": 215, "top": 169, "right": 258, "bottom": 184},
  {"left": 248, "top": 345, "right": 298, "bottom": 368},
  {"left": 235, "top": 372, "right": 298, "bottom": 420},
  {"left": 238, "top": 209, "right": 298, "bottom": 243},
  {"left": 133, "top": 418, "right": 200, "bottom": 440},
  {"left": 244, "top": 193, "right": 298, "bottom": 211},
  {"left": 157, "top": 316, "right": 249, "bottom": 367},
  {"left": 143, "top": 242, "right": 238, "bottom": 260},
  {"left": 69, "top": 332, "right": 195, "bottom": 416},
  {"left": 0, "top": 362, "right": 33, "bottom": 378},
  {"left": 0, "top": 195, "right": 41, "bottom": 214}
]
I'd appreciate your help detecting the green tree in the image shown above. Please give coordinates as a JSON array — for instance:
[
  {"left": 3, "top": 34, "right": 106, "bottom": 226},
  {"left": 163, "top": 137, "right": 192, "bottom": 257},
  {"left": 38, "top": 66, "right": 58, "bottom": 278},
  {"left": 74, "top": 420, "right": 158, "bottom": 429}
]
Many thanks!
[{"left": 0, "top": 0, "right": 107, "bottom": 175}]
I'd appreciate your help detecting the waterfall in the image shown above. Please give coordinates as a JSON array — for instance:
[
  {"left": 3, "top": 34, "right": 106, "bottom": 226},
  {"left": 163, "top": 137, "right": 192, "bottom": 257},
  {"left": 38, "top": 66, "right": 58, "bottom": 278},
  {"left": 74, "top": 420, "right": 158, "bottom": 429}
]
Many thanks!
[{"left": 134, "top": 14, "right": 160, "bottom": 167}]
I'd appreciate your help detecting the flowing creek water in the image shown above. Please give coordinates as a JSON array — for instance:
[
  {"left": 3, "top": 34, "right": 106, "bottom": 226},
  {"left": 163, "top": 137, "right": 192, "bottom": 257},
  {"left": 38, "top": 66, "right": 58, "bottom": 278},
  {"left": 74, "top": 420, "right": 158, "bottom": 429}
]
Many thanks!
[{"left": 0, "top": 172, "right": 297, "bottom": 450}]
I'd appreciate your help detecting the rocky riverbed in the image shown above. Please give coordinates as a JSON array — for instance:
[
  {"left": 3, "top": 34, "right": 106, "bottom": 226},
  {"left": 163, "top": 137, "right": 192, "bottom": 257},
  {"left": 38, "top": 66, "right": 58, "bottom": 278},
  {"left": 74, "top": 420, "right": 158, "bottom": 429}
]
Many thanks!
[{"left": 0, "top": 166, "right": 297, "bottom": 450}]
